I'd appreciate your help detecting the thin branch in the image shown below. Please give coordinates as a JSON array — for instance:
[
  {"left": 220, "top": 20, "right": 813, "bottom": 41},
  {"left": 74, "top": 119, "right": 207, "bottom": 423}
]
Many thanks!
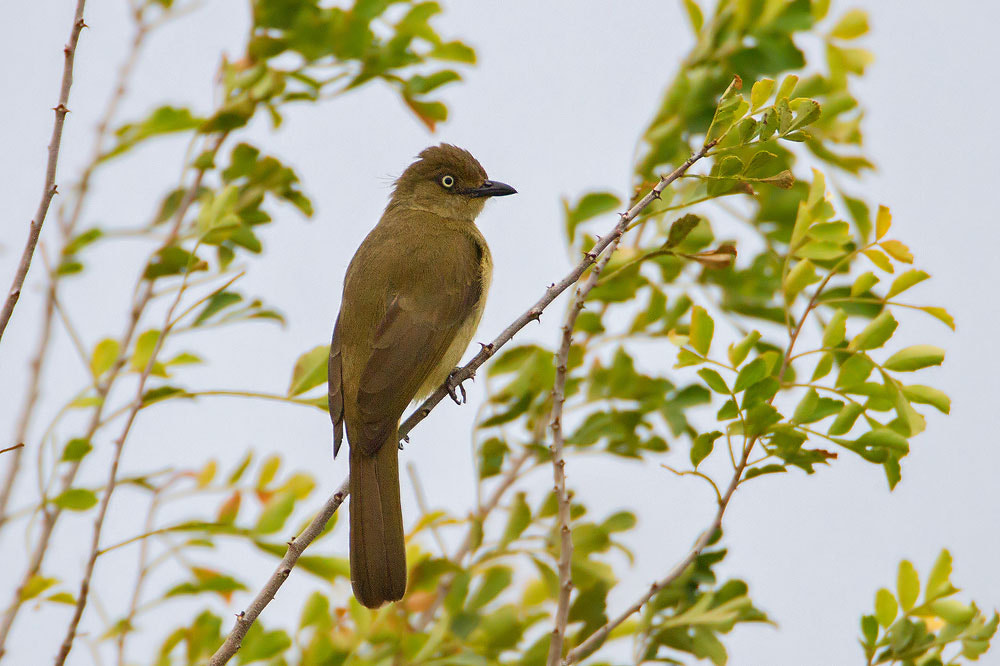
[
  {"left": 207, "top": 142, "right": 717, "bottom": 664},
  {"left": 207, "top": 478, "right": 349, "bottom": 666},
  {"left": 54, "top": 137, "right": 227, "bottom": 664},
  {"left": 0, "top": 0, "right": 148, "bottom": 542},
  {"left": 0, "top": 445, "right": 25, "bottom": 456},
  {"left": 406, "top": 462, "right": 448, "bottom": 556},
  {"left": 547, "top": 222, "right": 625, "bottom": 666},
  {"left": 0, "top": 0, "right": 88, "bottom": 344}
]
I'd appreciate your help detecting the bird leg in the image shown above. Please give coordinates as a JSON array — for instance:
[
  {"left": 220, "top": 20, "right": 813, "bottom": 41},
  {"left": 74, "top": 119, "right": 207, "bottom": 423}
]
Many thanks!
[{"left": 446, "top": 368, "right": 468, "bottom": 405}]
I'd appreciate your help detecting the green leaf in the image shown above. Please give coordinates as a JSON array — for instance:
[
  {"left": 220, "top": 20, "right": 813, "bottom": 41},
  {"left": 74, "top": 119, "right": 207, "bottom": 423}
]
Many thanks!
[
  {"left": 887, "top": 269, "right": 929, "bottom": 298},
  {"left": 467, "top": 567, "right": 512, "bottom": 611},
  {"left": 931, "top": 599, "right": 975, "bottom": 625},
  {"left": 812, "top": 352, "right": 834, "bottom": 381},
  {"left": 883, "top": 345, "right": 945, "bottom": 372},
  {"left": 823, "top": 309, "right": 848, "bottom": 347},
  {"left": 776, "top": 74, "right": 799, "bottom": 101},
  {"left": 238, "top": 625, "right": 292, "bottom": 662},
  {"left": 665, "top": 213, "right": 701, "bottom": 248},
  {"left": 20, "top": 576, "right": 58, "bottom": 601},
  {"left": 90, "top": 339, "right": 119, "bottom": 377},
  {"left": 565, "top": 192, "right": 620, "bottom": 241},
  {"left": 706, "top": 77, "right": 747, "bottom": 143},
  {"left": 681, "top": 0, "right": 704, "bottom": 33},
  {"left": 130, "top": 330, "right": 161, "bottom": 373},
  {"left": 863, "top": 248, "right": 894, "bottom": 273},
  {"left": 875, "top": 588, "right": 897, "bottom": 628},
  {"left": 792, "top": 389, "right": 820, "bottom": 424},
  {"left": 690, "top": 431, "right": 722, "bottom": 467},
  {"left": 429, "top": 40, "right": 476, "bottom": 63},
  {"left": 60, "top": 438, "right": 92, "bottom": 462},
  {"left": 193, "top": 292, "right": 242, "bottom": 325},
  {"left": 860, "top": 614, "right": 879, "bottom": 647},
  {"left": 102, "top": 106, "right": 202, "bottom": 161},
  {"left": 733, "top": 357, "right": 767, "bottom": 392},
  {"left": 784, "top": 259, "right": 819, "bottom": 302},
  {"left": 902, "top": 385, "right": 950, "bottom": 414},
  {"left": 288, "top": 345, "right": 329, "bottom": 396},
  {"left": 881, "top": 240, "right": 913, "bottom": 264},
  {"left": 919, "top": 306, "right": 955, "bottom": 330},
  {"left": 54, "top": 488, "right": 98, "bottom": 511},
  {"left": 689, "top": 305, "right": 714, "bottom": 355},
  {"left": 836, "top": 354, "right": 874, "bottom": 388},
  {"left": 743, "top": 463, "right": 787, "bottom": 480},
  {"left": 828, "top": 403, "right": 863, "bottom": 436},
  {"left": 602, "top": 511, "right": 637, "bottom": 532},
  {"left": 830, "top": 8, "right": 869, "bottom": 39},
  {"left": 254, "top": 492, "right": 295, "bottom": 534},
  {"left": 697, "top": 368, "right": 729, "bottom": 394},
  {"left": 926, "top": 549, "right": 954, "bottom": 600},
  {"left": 500, "top": 492, "right": 531, "bottom": 545},
  {"left": 851, "top": 271, "right": 879, "bottom": 297},
  {"left": 750, "top": 78, "right": 775, "bottom": 112},
  {"left": 849, "top": 311, "right": 897, "bottom": 351},
  {"left": 897, "top": 560, "right": 920, "bottom": 612},
  {"left": 728, "top": 330, "right": 760, "bottom": 367}
]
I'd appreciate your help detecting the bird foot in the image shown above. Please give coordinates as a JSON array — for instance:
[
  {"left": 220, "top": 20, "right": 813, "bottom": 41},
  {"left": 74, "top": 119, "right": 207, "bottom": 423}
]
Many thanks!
[{"left": 446, "top": 368, "right": 468, "bottom": 405}]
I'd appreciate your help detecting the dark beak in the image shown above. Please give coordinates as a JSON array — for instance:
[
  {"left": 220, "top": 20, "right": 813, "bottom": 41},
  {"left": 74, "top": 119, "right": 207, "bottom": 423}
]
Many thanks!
[{"left": 467, "top": 180, "right": 517, "bottom": 198}]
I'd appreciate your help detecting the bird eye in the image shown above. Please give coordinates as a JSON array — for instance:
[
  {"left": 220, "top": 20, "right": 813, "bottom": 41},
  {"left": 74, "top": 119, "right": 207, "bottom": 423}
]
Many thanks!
[{"left": 441, "top": 175, "right": 455, "bottom": 188}]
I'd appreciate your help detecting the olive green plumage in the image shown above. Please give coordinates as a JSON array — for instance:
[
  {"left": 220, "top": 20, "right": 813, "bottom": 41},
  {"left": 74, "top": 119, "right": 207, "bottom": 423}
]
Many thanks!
[{"left": 328, "top": 144, "right": 516, "bottom": 608}]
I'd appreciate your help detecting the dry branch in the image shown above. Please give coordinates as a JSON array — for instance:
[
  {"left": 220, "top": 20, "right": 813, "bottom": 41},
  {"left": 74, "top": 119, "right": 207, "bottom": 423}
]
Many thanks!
[{"left": 0, "top": 0, "right": 88, "bottom": 344}]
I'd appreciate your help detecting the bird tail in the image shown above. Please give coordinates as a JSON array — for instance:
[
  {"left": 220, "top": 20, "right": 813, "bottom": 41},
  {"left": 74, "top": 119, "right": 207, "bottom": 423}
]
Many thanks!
[{"left": 349, "top": 432, "right": 407, "bottom": 608}]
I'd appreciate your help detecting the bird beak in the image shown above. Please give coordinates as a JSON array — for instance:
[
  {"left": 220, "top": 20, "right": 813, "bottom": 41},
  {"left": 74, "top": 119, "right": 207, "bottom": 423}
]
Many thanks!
[{"left": 467, "top": 180, "right": 517, "bottom": 198}]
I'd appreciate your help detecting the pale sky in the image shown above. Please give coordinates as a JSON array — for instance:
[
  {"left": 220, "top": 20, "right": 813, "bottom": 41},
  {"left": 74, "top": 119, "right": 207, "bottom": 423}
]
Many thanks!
[{"left": 1, "top": 1, "right": 998, "bottom": 664}]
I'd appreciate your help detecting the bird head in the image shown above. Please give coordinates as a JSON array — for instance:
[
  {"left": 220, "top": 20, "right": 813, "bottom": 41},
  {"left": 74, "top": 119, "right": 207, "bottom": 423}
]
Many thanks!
[{"left": 389, "top": 144, "right": 516, "bottom": 222}]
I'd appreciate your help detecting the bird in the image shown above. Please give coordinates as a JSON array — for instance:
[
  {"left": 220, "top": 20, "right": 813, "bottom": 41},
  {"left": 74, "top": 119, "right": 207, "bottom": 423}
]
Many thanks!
[{"left": 328, "top": 144, "right": 516, "bottom": 608}]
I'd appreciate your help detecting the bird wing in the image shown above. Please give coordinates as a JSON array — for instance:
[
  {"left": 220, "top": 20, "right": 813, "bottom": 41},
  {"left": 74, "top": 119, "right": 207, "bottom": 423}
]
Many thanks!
[
  {"left": 328, "top": 314, "right": 345, "bottom": 458},
  {"left": 351, "top": 242, "right": 484, "bottom": 457}
]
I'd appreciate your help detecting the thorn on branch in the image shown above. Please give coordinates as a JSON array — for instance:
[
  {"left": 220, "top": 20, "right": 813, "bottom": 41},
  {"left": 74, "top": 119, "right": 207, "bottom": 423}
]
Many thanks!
[
  {"left": 584, "top": 252, "right": 597, "bottom": 261},
  {"left": 53, "top": 104, "right": 70, "bottom": 114},
  {"left": 528, "top": 309, "right": 542, "bottom": 322},
  {"left": 650, "top": 189, "right": 662, "bottom": 200}
]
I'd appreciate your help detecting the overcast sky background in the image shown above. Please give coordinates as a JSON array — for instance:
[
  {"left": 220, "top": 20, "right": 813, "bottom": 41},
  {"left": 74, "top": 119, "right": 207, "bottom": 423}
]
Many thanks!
[{"left": 2, "top": 1, "right": 999, "bottom": 664}]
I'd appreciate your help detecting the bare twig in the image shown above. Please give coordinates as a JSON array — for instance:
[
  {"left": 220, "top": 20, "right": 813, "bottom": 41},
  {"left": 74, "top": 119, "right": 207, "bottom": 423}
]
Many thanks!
[
  {"left": 0, "top": 0, "right": 88, "bottom": 344},
  {"left": 0, "top": 445, "right": 25, "bottom": 456},
  {"left": 207, "top": 144, "right": 716, "bottom": 664},
  {"left": 0, "top": 8, "right": 150, "bottom": 535},
  {"left": 54, "top": 137, "right": 228, "bottom": 665},
  {"left": 547, "top": 225, "right": 625, "bottom": 666},
  {"left": 207, "top": 478, "right": 349, "bottom": 666}
]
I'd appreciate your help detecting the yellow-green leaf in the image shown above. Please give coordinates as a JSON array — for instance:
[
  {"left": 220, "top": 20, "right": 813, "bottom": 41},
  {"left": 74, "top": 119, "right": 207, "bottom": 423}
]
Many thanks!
[
  {"left": 897, "top": 560, "right": 919, "bottom": 612},
  {"left": 875, "top": 588, "right": 897, "bottom": 628},
  {"left": 830, "top": 8, "right": 869, "bottom": 40},
  {"left": 689, "top": 305, "right": 714, "bottom": 356},
  {"left": 849, "top": 311, "right": 897, "bottom": 351},
  {"left": 930, "top": 600, "right": 975, "bottom": 625},
  {"left": 21, "top": 576, "right": 58, "bottom": 601},
  {"left": 880, "top": 240, "right": 913, "bottom": 264},
  {"left": 822, "top": 309, "right": 848, "bottom": 348},
  {"left": 852, "top": 271, "right": 879, "bottom": 297},
  {"left": 919, "top": 306, "right": 955, "bottom": 330},
  {"left": 90, "top": 339, "right": 120, "bottom": 377},
  {"left": 288, "top": 345, "right": 329, "bottom": 396},
  {"left": 875, "top": 205, "right": 891, "bottom": 240},
  {"left": 196, "top": 460, "right": 217, "bottom": 488},
  {"left": 784, "top": 259, "right": 818, "bottom": 302},
  {"left": 728, "top": 330, "right": 761, "bottom": 367},
  {"left": 750, "top": 78, "right": 775, "bottom": 112},
  {"left": 54, "top": 488, "right": 98, "bottom": 511},
  {"left": 681, "top": 0, "right": 703, "bottom": 33},
  {"left": 862, "top": 248, "right": 894, "bottom": 273},
  {"left": 883, "top": 345, "right": 945, "bottom": 372},
  {"left": 887, "top": 270, "right": 929, "bottom": 298},
  {"left": 902, "top": 384, "right": 950, "bottom": 414},
  {"left": 776, "top": 74, "right": 798, "bottom": 101},
  {"left": 926, "top": 549, "right": 953, "bottom": 600},
  {"left": 130, "top": 330, "right": 161, "bottom": 373}
]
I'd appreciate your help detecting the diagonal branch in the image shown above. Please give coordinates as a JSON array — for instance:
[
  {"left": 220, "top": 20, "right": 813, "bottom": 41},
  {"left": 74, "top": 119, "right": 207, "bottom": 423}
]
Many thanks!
[
  {"left": 0, "top": 0, "right": 88, "bottom": 345},
  {"left": 208, "top": 141, "right": 717, "bottom": 664}
]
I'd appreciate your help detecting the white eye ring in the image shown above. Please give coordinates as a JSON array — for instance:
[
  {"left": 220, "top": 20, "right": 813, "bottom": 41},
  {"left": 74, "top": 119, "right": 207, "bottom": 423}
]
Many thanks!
[{"left": 441, "top": 175, "right": 455, "bottom": 188}]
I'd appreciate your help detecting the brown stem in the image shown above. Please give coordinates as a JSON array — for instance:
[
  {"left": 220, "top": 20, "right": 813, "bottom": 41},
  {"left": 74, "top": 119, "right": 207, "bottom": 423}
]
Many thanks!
[
  {"left": 0, "top": 0, "right": 88, "bottom": 344},
  {"left": 547, "top": 230, "right": 624, "bottom": 666}
]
